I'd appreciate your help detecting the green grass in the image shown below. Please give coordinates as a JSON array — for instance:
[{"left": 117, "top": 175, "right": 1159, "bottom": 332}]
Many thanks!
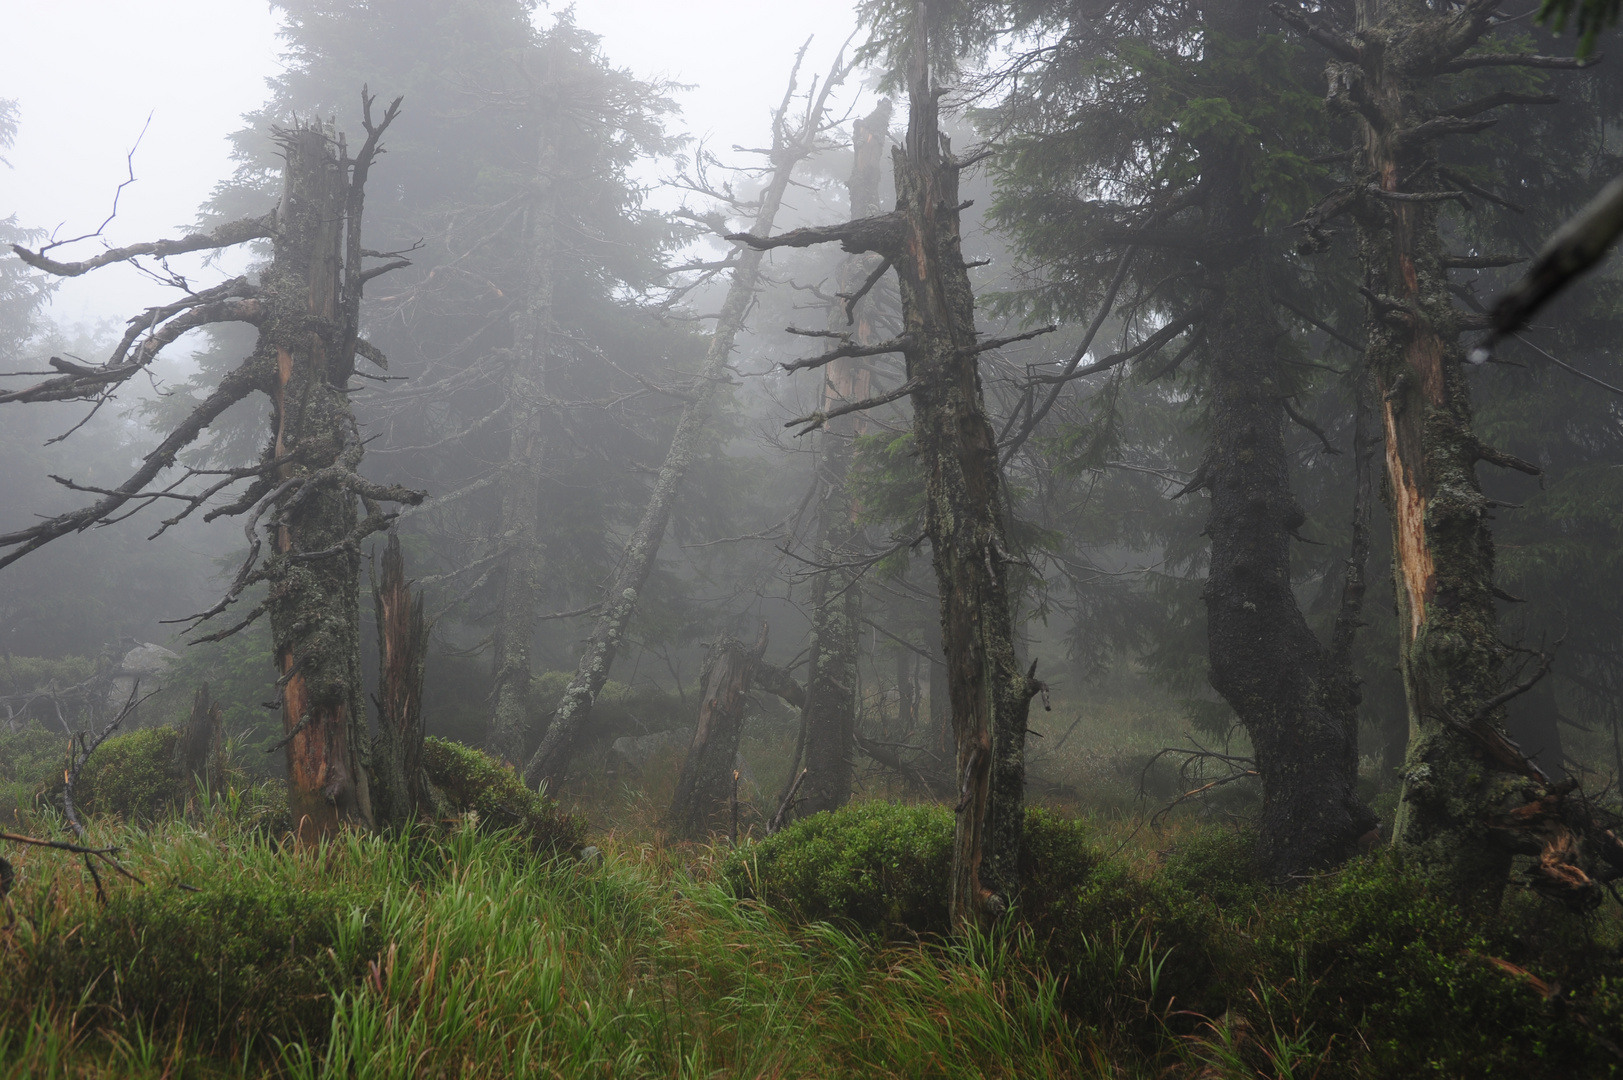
[{"left": 0, "top": 803, "right": 1089, "bottom": 1079}]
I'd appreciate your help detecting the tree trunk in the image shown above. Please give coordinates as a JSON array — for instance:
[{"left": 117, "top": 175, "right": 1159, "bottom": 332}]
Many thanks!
[
  {"left": 668, "top": 626, "right": 768, "bottom": 840},
  {"left": 486, "top": 130, "right": 558, "bottom": 768},
  {"left": 371, "top": 531, "right": 432, "bottom": 827},
  {"left": 266, "top": 125, "right": 376, "bottom": 841},
  {"left": 175, "top": 684, "right": 225, "bottom": 798},
  {"left": 1192, "top": 1, "right": 1377, "bottom": 875},
  {"left": 1337, "top": 0, "right": 1535, "bottom": 895},
  {"left": 797, "top": 99, "right": 892, "bottom": 820},
  {"left": 894, "top": 62, "right": 1038, "bottom": 933},
  {"left": 730, "top": 24, "right": 1041, "bottom": 931},
  {"left": 522, "top": 57, "right": 849, "bottom": 792},
  {"left": 1202, "top": 257, "right": 1376, "bottom": 875}
]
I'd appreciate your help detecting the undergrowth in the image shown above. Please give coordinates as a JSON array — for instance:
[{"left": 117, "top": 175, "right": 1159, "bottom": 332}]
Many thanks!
[{"left": 0, "top": 791, "right": 1618, "bottom": 1077}]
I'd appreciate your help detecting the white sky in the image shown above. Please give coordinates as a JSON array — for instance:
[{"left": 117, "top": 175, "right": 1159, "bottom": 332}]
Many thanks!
[{"left": 0, "top": 0, "right": 865, "bottom": 331}]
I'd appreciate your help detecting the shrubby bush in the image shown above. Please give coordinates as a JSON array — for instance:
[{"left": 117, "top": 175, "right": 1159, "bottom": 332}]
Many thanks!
[
  {"left": 421, "top": 735, "right": 585, "bottom": 854},
  {"left": 726, "top": 799, "right": 1623, "bottom": 1078}
]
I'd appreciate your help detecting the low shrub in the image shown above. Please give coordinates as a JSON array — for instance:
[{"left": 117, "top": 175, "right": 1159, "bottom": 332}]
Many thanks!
[
  {"left": 722, "top": 803, "right": 1104, "bottom": 940},
  {"left": 421, "top": 735, "right": 585, "bottom": 854},
  {"left": 7, "top": 863, "right": 377, "bottom": 1053},
  {"left": 76, "top": 726, "right": 182, "bottom": 819},
  {"left": 724, "top": 801, "right": 954, "bottom": 935}
]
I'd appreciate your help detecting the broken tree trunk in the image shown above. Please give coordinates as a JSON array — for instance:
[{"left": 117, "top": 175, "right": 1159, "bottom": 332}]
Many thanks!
[
  {"left": 371, "top": 531, "right": 433, "bottom": 827},
  {"left": 731, "top": 20, "right": 1043, "bottom": 931},
  {"left": 266, "top": 123, "right": 396, "bottom": 840},
  {"left": 175, "top": 684, "right": 225, "bottom": 798},
  {"left": 797, "top": 98, "right": 893, "bottom": 820},
  {"left": 668, "top": 625, "right": 769, "bottom": 840},
  {"left": 1278, "top": 0, "right": 1601, "bottom": 896},
  {"left": 2, "top": 96, "right": 420, "bottom": 842},
  {"left": 486, "top": 126, "right": 559, "bottom": 769},
  {"left": 522, "top": 49, "right": 851, "bottom": 793}
]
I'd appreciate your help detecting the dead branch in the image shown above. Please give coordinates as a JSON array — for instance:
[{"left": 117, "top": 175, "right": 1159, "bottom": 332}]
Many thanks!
[{"left": 14, "top": 212, "right": 276, "bottom": 278}]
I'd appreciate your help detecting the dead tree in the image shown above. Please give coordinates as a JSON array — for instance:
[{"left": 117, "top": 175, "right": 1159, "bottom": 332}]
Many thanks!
[
  {"left": 668, "top": 625, "right": 769, "bottom": 840},
  {"left": 522, "top": 45, "right": 853, "bottom": 792},
  {"left": 731, "top": 17, "right": 1045, "bottom": 931},
  {"left": 175, "top": 685, "right": 226, "bottom": 798},
  {"left": 1278, "top": 0, "right": 1605, "bottom": 897},
  {"left": 2, "top": 94, "right": 422, "bottom": 841},
  {"left": 793, "top": 98, "right": 895, "bottom": 821},
  {"left": 371, "top": 531, "right": 434, "bottom": 827}
]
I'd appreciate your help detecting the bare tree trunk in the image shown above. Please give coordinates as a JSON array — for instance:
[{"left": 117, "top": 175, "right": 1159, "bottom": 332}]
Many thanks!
[
  {"left": 2, "top": 99, "right": 419, "bottom": 841},
  {"left": 486, "top": 131, "right": 558, "bottom": 768},
  {"left": 731, "top": 21, "right": 1043, "bottom": 931},
  {"left": 523, "top": 52, "right": 851, "bottom": 792},
  {"left": 668, "top": 625, "right": 769, "bottom": 840},
  {"left": 371, "top": 531, "right": 432, "bottom": 827},
  {"left": 267, "top": 125, "right": 377, "bottom": 840},
  {"left": 797, "top": 99, "right": 892, "bottom": 820}
]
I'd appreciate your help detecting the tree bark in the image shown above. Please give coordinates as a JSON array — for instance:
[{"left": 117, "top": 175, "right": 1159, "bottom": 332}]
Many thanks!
[
  {"left": 486, "top": 128, "right": 558, "bottom": 768},
  {"left": 266, "top": 125, "right": 376, "bottom": 841},
  {"left": 175, "top": 684, "right": 225, "bottom": 797},
  {"left": 797, "top": 99, "right": 892, "bottom": 820},
  {"left": 732, "top": 23, "right": 1042, "bottom": 931},
  {"left": 668, "top": 625, "right": 769, "bottom": 840},
  {"left": 371, "top": 531, "right": 432, "bottom": 827},
  {"left": 1202, "top": 260, "right": 1377, "bottom": 876},
  {"left": 1337, "top": 0, "right": 1530, "bottom": 895},
  {"left": 1195, "top": 0, "right": 1376, "bottom": 877},
  {"left": 522, "top": 55, "right": 849, "bottom": 792}
]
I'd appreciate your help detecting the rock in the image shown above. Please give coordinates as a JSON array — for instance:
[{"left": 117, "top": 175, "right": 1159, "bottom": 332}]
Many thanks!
[
  {"left": 610, "top": 728, "right": 693, "bottom": 772},
  {"left": 107, "top": 641, "right": 180, "bottom": 715},
  {"left": 580, "top": 845, "right": 603, "bottom": 866}
]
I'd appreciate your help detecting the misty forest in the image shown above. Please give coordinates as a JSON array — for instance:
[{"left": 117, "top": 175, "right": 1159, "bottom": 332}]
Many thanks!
[{"left": 7, "top": 0, "right": 1623, "bottom": 1074}]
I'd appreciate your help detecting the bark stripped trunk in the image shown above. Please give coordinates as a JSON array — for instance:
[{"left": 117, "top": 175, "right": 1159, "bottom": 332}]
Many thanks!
[
  {"left": 668, "top": 625, "right": 769, "bottom": 840},
  {"left": 797, "top": 99, "right": 892, "bottom": 820},
  {"left": 371, "top": 531, "right": 432, "bottom": 827},
  {"left": 732, "top": 21, "right": 1042, "bottom": 930},
  {"left": 523, "top": 57, "right": 849, "bottom": 792},
  {"left": 486, "top": 129, "right": 559, "bottom": 769},
  {"left": 1333, "top": 0, "right": 1537, "bottom": 894},
  {"left": 267, "top": 125, "right": 375, "bottom": 840},
  {"left": 896, "top": 60, "right": 1038, "bottom": 934}
]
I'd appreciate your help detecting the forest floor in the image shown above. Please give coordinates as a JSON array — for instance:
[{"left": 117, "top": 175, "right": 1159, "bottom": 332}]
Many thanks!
[{"left": 0, "top": 776, "right": 1619, "bottom": 1079}]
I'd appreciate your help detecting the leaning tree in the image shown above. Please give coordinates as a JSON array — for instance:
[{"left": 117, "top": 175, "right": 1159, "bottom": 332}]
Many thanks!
[{"left": 1, "top": 95, "right": 421, "bottom": 840}]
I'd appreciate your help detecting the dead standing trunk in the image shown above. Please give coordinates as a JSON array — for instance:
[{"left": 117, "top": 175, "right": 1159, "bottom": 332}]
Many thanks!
[
  {"left": 797, "top": 99, "right": 892, "bottom": 819},
  {"left": 668, "top": 625, "right": 769, "bottom": 840},
  {"left": 1279, "top": 0, "right": 1595, "bottom": 895},
  {"left": 371, "top": 532, "right": 433, "bottom": 827},
  {"left": 175, "top": 685, "right": 226, "bottom": 797},
  {"left": 266, "top": 125, "right": 378, "bottom": 840},
  {"left": 486, "top": 128, "right": 559, "bottom": 768},
  {"left": 732, "top": 23, "right": 1043, "bottom": 931},
  {"left": 523, "top": 50, "right": 852, "bottom": 793},
  {"left": 2, "top": 97, "right": 420, "bottom": 842}
]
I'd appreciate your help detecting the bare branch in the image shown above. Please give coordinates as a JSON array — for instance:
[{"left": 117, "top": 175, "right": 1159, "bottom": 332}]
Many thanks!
[
  {"left": 13, "top": 212, "right": 276, "bottom": 278},
  {"left": 786, "top": 378, "right": 921, "bottom": 435}
]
